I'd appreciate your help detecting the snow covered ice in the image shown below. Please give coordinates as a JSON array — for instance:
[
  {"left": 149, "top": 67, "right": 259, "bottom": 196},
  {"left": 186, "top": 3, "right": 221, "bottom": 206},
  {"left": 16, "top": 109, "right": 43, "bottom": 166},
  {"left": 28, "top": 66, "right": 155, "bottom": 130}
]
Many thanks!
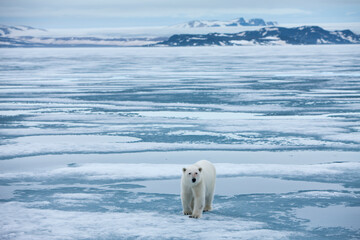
[{"left": 0, "top": 45, "right": 360, "bottom": 239}]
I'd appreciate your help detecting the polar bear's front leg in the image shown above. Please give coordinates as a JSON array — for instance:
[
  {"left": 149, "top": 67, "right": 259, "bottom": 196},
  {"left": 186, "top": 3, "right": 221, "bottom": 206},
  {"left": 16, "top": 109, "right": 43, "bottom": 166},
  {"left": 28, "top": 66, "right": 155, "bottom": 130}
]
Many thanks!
[
  {"left": 181, "top": 189, "right": 193, "bottom": 215},
  {"left": 190, "top": 187, "right": 205, "bottom": 218}
]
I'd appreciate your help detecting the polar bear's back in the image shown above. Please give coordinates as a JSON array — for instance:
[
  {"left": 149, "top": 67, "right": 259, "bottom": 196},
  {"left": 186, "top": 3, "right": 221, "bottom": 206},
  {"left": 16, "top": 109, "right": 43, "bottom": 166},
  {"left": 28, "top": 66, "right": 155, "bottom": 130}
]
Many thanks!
[
  {"left": 195, "top": 160, "right": 216, "bottom": 191},
  {"left": 195, "top": 160, "right": 216, "bottom": 175}
]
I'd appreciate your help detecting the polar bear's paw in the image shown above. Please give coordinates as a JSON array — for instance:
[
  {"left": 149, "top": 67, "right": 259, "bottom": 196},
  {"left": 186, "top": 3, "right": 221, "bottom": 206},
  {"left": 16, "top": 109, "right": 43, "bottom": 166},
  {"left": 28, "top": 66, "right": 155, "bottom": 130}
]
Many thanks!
[
  {"left": 203, "top": 205, "right": 212, "bottom": 212},
  {"left": 189, "top": 213, "right": 201, "bottom": 219},
  {"left": 183, "top": 211, "right": 192, "bottom": 215}
]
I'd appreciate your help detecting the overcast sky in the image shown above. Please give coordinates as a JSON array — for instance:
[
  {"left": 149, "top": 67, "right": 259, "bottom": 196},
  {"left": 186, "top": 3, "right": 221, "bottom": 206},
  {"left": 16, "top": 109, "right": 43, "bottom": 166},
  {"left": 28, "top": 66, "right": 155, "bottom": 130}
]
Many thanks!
[{"left": 0, "top": 0, "right": 359, "bottom": 28}]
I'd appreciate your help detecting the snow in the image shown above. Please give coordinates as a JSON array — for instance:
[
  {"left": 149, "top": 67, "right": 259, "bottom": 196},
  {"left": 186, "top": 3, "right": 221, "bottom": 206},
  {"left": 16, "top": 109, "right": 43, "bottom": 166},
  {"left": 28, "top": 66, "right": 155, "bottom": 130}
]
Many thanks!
[
  {"left": 317, "top": 38, "right": 331, "bottom": 44},
  {"left": 2, "top": 22, "right": 360, "bottom": 42},
  {"left": 336, "top": 31, "right": 357, "bottom": 43},
  {"left": 282, "top": 22, "right": 360, "bottom": 34},
  {"left": 0, "top": 202, "right": 297, "bottom": 240},
  {"left": 0, "top": 45, "right": 359, "bottom": 239},
  {"left": 1, "top": 161, "right": 359, "bottom": 183},
  {"left": 0, "top": 25, "right": 47, "bottom": 37},
  {"left": 230, "top": 40, "right": 256, "bottom": 46},
  {"left": 23, "top": 37, "right": 160, "bottom": 46},
  {"left": 0, "top": 158, "right": 359, "bottom": 239},
  {"left": 132, "top": 176, "right": 350, "bottom": 195}
]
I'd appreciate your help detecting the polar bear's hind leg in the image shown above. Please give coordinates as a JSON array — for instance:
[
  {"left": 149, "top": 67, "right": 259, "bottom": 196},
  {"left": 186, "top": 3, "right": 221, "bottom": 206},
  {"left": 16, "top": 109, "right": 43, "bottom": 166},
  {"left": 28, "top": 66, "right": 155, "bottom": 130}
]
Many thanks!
[{"left": 204, "top": 190, "right": 214, "bottom": 212}]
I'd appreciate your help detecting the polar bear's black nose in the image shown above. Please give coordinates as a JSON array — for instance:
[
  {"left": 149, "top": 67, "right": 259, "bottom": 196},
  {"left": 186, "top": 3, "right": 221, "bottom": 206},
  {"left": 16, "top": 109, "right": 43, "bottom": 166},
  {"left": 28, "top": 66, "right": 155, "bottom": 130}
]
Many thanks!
[{"left": 192, "top": 178, "right": 196, "bottom": 183}]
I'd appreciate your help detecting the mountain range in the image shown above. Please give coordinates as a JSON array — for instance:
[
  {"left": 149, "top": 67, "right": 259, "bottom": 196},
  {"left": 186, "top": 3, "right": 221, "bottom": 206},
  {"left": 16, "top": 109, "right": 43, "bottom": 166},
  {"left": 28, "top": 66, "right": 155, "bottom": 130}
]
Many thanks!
[
  {"left": 173, "top": 17, "right": 277, "bottom": 28},
  {"left": 0, "top": 25, "right": 47, "bottom": 36},
  {"left": 0, "top": 25, "right": 165, "bottom": 47},
  {"left": 159, "top": 26, "right": 360, "bottom": 46},
  {"left": 0, "top": 24, "right": 359, "bottom": 47}
]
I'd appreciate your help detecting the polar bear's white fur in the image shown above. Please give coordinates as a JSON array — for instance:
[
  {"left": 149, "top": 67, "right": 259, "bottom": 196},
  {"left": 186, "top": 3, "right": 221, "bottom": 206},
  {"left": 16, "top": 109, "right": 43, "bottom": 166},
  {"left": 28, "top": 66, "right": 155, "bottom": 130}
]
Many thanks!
[{"left": 181, "top": 160, "right": 216, "bottom": 218}]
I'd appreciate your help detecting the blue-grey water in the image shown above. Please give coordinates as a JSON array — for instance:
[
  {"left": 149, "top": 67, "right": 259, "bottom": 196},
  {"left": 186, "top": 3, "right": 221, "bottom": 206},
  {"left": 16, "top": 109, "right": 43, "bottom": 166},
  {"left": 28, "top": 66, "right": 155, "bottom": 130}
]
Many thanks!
[{"left": 0, "top": 45, "right": 359, "bottom": 239}]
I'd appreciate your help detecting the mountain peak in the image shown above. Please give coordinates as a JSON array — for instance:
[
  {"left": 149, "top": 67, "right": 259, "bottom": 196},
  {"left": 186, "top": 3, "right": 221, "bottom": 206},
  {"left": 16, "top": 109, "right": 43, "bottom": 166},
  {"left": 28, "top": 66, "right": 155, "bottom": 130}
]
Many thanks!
[
  {"left": 0, "top": 24, "right": 47, "bottom": 37},
  {"left": 173, "top": 17, "right": 277, "bottom": 28}
]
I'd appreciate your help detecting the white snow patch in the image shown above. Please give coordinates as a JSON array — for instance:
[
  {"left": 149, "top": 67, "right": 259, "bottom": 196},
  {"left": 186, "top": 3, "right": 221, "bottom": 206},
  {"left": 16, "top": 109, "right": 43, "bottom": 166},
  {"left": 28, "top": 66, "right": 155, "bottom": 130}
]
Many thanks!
[
  {"left": 1, "top": 162, "right": 359, "bottom": 182},
  {"left": 0, "top": 202, "right": 298, "bottom": 240},
  {"left": 135, "top": 111, "right": 258, "bottom": 120},
  {"left": 130, "top": 176, "right": 350, "bottom": 196},
  {"left": 0, "top": 135, "right": 142, "bottom": 158},
  {"left": 230, "top": 40, "right": 256, "bottom": 46},
  {"left": 52, "top": 193, "right": 103, "bottom": 200},
  {"left": 282, "top": 191, "right": 357, "bottom": 199},
  {"left": 317, "top": 39, "right": 331, "bottom": 44},
  {"left": 324, "top": 132, "right": 360, "bottom": 143}
]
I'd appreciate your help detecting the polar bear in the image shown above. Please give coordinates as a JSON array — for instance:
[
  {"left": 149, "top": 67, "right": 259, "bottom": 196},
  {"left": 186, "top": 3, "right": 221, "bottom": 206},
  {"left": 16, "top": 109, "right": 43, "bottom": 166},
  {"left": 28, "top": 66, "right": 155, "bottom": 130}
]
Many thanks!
[{"left": 181, "top": 160, "right": 216, "bottom": 218}]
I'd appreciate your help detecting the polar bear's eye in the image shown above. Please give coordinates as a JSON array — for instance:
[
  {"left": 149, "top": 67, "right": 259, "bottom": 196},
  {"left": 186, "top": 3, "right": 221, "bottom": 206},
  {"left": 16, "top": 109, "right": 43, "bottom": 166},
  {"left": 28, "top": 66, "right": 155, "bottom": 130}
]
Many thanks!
[{"left": 188, "top": 173, "right": 191, "bottom": 175}]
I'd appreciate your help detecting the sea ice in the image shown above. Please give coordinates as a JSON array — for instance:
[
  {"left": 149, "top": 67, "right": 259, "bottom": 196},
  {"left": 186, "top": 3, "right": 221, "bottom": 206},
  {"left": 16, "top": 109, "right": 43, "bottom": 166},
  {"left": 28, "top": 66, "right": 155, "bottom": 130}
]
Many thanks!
[{"left": 0, "top": 45, "right": 359, "bottom": 239}]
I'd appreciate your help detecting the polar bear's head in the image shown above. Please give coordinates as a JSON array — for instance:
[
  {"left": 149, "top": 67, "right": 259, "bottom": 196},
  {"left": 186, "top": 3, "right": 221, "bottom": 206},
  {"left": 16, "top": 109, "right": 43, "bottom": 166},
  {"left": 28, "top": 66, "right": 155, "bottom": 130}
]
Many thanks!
[{"left": 182, "top": 166, "right": 202, "bottom": 185}]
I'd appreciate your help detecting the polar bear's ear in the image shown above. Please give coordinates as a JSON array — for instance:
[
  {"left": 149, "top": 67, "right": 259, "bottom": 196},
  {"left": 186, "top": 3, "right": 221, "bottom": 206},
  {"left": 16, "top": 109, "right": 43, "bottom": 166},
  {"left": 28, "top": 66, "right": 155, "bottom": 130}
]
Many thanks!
[
  {"left": 182, "top": 168, "right": 187, "bottom": 173},
  {"left": 198, "top": 167, "right": 202, "bottom": 172}
]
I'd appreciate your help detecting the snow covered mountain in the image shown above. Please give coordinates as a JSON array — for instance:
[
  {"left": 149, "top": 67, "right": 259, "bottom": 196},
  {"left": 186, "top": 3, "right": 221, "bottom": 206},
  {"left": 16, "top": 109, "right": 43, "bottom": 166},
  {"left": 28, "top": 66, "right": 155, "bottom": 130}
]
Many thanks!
[
  {"left": 1, "top": 24, "right": 359, "bottom": 47},
  {"left": 0, "top": 25, "right": 166, "bottom": 47},
  {"left": 159, "top": 26, "right": 360, "bottom": 46},
  {"left": 0, "top": 36, "right": 165, "bottom": 47},
  {"left": 0, "top": 25, "right": 47, "bottom": 37},
  {"left": 173, "top": 17, "right": 277, "bottom": 28}
]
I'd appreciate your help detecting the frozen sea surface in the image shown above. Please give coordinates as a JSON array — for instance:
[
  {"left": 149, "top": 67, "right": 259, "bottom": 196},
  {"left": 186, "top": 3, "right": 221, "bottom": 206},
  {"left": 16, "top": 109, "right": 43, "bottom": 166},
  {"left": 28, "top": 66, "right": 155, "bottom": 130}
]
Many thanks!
[{"left": 0, "top": 45, "right": 360, "bottom": 239}]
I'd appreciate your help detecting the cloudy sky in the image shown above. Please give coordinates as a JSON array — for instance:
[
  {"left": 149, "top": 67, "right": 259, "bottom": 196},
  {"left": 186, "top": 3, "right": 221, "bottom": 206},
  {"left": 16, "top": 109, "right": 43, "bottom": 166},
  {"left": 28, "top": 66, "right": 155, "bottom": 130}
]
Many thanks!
[{"left": 0, "top": 0, "right": 359, "bottom": 28}]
